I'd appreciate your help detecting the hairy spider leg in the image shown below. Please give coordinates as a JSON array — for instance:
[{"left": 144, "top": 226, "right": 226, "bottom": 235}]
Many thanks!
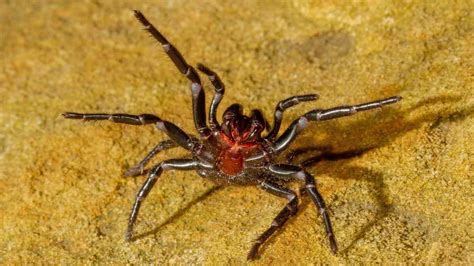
[
  {"left": 247, "top": 180, "right": 298, "bottom": 261},
  {"left": 126, "top": 159, "right": 201, "bottom": 241},
  {"left": 268, "top": 164, "right": 337, "bottom": 254},
  {"left": 265, "top": 94, "right": 319, "bottom": 141},
  {"left": 62, "top": 113, "right": 195, "bottom": 151},
  {"left": 125, "top": 139, "right": 177, "bottom": 177},
  {"left": 134, "top": 10, "right": 210, "bottom": 138},
  {"left": 271, "top": 96, "right": 402, "bottom": 154},
  {"left": 197, "top": 63, "right": 226, "bottom": 131}
]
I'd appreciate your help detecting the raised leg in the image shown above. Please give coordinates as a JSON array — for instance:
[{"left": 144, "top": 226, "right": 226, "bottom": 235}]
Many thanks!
[
  {"left": 125, "top": 139, "right": 177, "bottom": 177},
  {"left": 265, "top": 94, "right": 319, "bottom": 141},
  {"left": 134, "top": 10, "right": 210, "bottom": 137},
  {"left": 63, "top": 112, "right": 195, "bottom": 151},
  {"left": 126, "top": 159, "right": 200, "bottom": 241},
  {"left": 197, "top": 63, "right": 225, "bottom": 131},
  {"left": 268, "top": 164, "right": 337, "bottom": 254},
  {"left": 248, "top": 180, "right": 298, "bottom": 261},
  {"left": 272, "top": 96, "right": 401, "bottom": 154}
]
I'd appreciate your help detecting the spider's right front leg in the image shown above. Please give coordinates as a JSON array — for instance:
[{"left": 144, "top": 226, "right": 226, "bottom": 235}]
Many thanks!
[{"left": 126, "top": 159, "right": 200, "bottom": 241}]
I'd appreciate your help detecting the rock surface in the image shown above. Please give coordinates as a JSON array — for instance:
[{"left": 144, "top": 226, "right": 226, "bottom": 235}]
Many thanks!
[{"left": 1, "top": 1, "right": 472, "bottom": 264}]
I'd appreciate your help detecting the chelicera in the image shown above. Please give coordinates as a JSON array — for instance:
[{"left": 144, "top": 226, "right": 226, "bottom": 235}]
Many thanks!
[{"left": 63, "top": 10, "right": 402, "bottom": 260}]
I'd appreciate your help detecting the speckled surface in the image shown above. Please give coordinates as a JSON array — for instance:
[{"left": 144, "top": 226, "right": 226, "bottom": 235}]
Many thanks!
[{"left": 1, "top": 1, "right": 472, "bottom": 264}]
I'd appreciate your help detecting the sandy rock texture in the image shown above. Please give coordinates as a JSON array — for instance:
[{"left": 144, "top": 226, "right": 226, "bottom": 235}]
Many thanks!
[{"left": 1, "top": 0, "right": 472, "bottom": 264}]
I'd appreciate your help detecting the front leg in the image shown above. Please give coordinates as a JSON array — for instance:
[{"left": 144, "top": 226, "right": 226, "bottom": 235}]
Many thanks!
[
  {"left": 126, "top": 159, "right": 200, "bottom": 241},
  {"left": 197, "top": 63, "right": 225, "bottom": 131},
  {"left": 134, "top": 10, "right": 210, "bottom": 138},
  {"left": 268, "top": 164, "right": 337, "bottom": 254},
  {"left": 265, "top": 94, "right": 319, "bottom": 141}
]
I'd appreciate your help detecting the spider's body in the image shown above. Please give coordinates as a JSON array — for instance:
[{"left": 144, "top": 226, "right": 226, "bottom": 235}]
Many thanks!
[
  {"left": 63, "top": 10, "right": 402, "bottom": 261},
  {"left": 214, "top": 104, "right": 267, "bottom": 177}
]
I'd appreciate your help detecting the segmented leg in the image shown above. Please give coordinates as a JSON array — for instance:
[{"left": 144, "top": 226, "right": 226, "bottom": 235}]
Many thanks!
[
  {"left": 271, "top": 96, "right": 401, "bottom": 154},
  {"left": 134, "top": 10, "right": 210, "bottom": 137},
  {"left": 63, "top": 112, "right": 161, "bottom": 125},
  {"left": 126, "top": 159, "right": 200, "bottom": 241},
  {"left": 268, "top": 164, "right": 337, "bottom": 254},
  {"left": 63, "top": 112, "right": 194, "bottom": 151},
  {"left": 265, "top": 94, "right": 319, "bottom": 141},
  {"left": 197, "top": 63, "right": 225, "bottom": 131},
  {"left": 248, "top": 181, "right": 298, "bottom": 261},
  {"left": 125, "top": 139, "right": 177, "bottom": 177}
]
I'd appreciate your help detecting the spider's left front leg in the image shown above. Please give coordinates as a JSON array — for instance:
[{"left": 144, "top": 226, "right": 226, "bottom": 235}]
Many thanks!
[
  {"left": 268, "top": 164, "right": 337, "bottom": 254},
  {"left": 247, "top": 180, "right": 298, "bottom": 260}
]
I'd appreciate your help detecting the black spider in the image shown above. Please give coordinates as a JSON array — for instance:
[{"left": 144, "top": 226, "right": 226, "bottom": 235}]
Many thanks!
[{"left": 63, "top": 10, "right": 402, "bottom": 261}]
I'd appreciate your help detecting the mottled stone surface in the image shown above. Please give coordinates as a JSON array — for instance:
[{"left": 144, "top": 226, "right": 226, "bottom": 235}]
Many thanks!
[{"left": 1, "top": 1, "right": 472, "bottom": 264}]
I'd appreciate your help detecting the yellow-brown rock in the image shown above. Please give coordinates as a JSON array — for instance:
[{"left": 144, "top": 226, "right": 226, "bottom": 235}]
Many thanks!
[{"left": 1, "top": 1, "right": 472, "bottom": 264}]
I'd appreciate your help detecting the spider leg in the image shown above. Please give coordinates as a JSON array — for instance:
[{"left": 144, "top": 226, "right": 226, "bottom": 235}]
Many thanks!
[
  {"left": 134, "top": 10, "right": 210, "bottom": 138},
  {"left": 63, "top": 112, "right": 195, "bottom": 151},
  {"left": 125, "top": 139, "right": 177, "bottom": 177},
  {"left": 268, "top": 164, "right": 337, "bottom": 254},
  {"left": 271, "top": 96, "right": 401, "bottom": 154},
  {"left": 265, "top": 94, "right": 319, "bottom": 141},
  {"left": 247, "top": 180, "right": 298, "bottom": 261},
  {"left": 125, "top": 159, "right": 200, "bottom": 241},
  {"left": 197, "top": 63, "right": 225, "bottom": 131},
  {"left": 62, "top": 112, "right": 161, "bottom": 125}
]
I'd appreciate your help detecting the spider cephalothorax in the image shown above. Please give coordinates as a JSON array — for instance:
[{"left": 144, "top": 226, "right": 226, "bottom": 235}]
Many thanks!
[
  {"left": 216, "top": 104, "right": 266, "bottom": 176},
  {"left": 63, "top": 10, "right": 402, "bottom": 261}
]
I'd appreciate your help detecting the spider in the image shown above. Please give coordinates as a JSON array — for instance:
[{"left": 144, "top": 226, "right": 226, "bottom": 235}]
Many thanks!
[{"left": 63, "top": 10, "right": 402, "bottom": 261}]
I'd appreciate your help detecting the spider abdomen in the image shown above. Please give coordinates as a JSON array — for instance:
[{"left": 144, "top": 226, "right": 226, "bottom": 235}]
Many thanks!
[
  {"left": 217, "top": 148, "right": 244, "bottom": 175},
  {"left": 215, "top": 129, "right": 263, "bottom": 176}
]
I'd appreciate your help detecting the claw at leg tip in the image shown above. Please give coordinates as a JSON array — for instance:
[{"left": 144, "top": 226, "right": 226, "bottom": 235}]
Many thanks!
[
  {"left": 330, "top": 241, "right": 338, "bottom": 255},
  {"left": 125, "top": 232, "right": 133, "bottom": 242}
]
